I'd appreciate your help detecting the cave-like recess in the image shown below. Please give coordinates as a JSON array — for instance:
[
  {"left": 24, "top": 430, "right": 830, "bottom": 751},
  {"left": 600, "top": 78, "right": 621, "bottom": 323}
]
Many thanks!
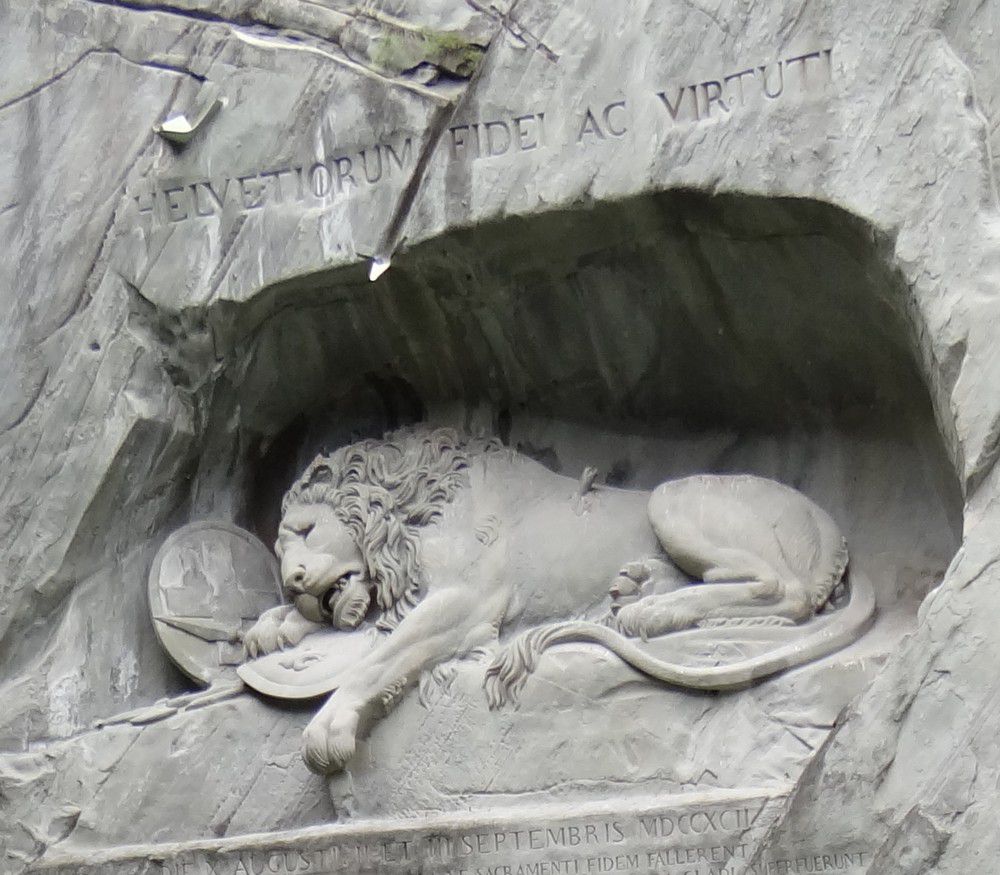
[
  {"left": 133, "top": 188, "right": 965, "bottom": 813},
  {"left": 194, "top": 190, "right": 961, "bottom": 627}
]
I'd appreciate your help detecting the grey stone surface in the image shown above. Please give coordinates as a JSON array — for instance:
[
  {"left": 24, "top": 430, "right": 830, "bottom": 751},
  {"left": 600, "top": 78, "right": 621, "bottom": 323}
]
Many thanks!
[
  {"left": 0, "top": 690, "right": 336, "bottom": 861},
  {"left": 238, "top": 428, "right": 876, "bottom": 780},
  {"left": 26, "top": 791, "right": 802, "bottom": 875},
  {"left": 2, "top": 0, "right": 1000, "bottom": 871}
]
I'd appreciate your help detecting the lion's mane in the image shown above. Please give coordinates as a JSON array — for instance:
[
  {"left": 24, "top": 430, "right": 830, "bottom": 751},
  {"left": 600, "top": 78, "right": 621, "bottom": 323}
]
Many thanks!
[{"left": 282, "top": 427, "right": 499, "bottom": 630}]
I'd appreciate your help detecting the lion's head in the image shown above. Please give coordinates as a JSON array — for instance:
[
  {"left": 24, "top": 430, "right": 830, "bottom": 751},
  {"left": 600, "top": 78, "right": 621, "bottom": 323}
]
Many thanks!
[
  {"left": 275, "top": 502, "right": 372, "bottom": 628},
  {"left": 277, "top": 427, "right": 493, "bottom": 630}
]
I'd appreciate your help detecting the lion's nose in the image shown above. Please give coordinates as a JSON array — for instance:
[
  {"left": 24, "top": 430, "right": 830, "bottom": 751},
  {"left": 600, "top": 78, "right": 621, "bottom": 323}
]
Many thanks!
[{"left": 286, "top": 566, "right": 308, "bottom": 593}]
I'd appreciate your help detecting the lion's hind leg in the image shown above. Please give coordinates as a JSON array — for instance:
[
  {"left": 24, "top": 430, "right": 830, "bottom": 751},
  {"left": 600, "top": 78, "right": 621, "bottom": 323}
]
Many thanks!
[
  {"left": 613, "top": 580, "right": 806, "bottom": 640},
  {"left": 610, "top": 533, "right": 815, "bottom": 638},
  {"left": 650, "top": 514, "right": 782, "bottom": 589},
  {"left": 640, "top": 483, "right": 815, "bottom": 635}
]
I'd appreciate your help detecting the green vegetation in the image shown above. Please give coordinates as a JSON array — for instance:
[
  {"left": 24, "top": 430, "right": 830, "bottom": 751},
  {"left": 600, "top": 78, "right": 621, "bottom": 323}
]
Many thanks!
[{"left": 371, "top": 24, "right": 485, "bottom": 79}]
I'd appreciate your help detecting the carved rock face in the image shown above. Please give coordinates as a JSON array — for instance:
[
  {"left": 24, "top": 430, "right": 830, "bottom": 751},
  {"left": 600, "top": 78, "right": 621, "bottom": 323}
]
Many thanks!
[
  {"left": 276, "top": 504, "right": 368, "bottom": 626},
  {"left": 6, "top": 0, "right": 1000, "bottom": 866}
]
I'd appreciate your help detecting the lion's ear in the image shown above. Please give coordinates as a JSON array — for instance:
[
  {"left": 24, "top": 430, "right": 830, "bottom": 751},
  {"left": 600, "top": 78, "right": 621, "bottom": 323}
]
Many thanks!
[{"left": 308, "top": 464, "right": 333, "bottom": 485}]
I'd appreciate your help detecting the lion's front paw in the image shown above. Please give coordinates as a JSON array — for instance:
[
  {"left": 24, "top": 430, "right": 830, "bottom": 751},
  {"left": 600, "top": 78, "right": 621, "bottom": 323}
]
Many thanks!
[
  {"left": 244, "top": 613, "right": 284, "bottom": 658},
  {"left": 244, "top": 606, "right": 318, "bottom": 658},
  {"left": 614, "top": 597, "right": 697, "bottom": 640},
  {"left": 302, "top": 712, "right": 358, "bottom": 775},
  {"left": 276, "top": 611, "right": 325, "bottom": 650}
]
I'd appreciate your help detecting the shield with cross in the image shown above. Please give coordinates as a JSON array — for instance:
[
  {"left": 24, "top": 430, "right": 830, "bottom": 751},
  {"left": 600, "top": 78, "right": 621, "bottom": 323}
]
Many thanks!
[{"left": 148, "top": 521, "right": 284, "bottom": 686}]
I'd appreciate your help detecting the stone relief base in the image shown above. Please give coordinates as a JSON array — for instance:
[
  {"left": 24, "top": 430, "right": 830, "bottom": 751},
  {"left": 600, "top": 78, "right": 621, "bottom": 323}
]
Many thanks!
[
  {"left": 32, "top": 790, "right": 868, "bottom": 875},
  {"left": 326, "top": 612, "right": 903, "bottom": 820},
  {"left": 4, "top": 605, "right": 905, "bottom": 866},
  {"left": 1, "top": 408, "right": 954, "bottom": 864}
]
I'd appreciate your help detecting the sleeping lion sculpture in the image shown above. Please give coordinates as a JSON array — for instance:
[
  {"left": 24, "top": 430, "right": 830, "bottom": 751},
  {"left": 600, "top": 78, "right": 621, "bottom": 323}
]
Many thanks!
[{"left": 243, "top": 427, "right": 874, "bottom": 775}]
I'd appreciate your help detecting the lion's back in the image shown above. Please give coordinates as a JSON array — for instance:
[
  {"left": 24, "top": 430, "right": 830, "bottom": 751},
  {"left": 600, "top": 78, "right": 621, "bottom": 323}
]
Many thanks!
[
  {"left": 458, "top": 451, "right": 659, "bottom": 624},
  {"left": 648, "top": 474, "right": 847, "bottom": 605}
]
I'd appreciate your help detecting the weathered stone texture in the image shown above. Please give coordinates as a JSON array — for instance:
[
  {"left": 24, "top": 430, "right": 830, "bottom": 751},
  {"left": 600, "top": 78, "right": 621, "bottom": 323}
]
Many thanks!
[{"left": 3, "top": 0, "right": 1000, "bottom": 871}]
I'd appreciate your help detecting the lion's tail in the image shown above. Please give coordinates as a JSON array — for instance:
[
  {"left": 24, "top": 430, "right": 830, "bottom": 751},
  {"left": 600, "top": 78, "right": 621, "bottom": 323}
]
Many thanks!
[{"left": 484, "top": 573, "right": 876, "bottom": 709}]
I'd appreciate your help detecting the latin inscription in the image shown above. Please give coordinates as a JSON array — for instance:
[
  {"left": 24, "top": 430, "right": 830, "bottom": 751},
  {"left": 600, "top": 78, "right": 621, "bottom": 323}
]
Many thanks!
[
  {"left": 131, "top": 136, "right": 414, "bottom": 225},
  {"left": 34, "top": 797, "right": 867, "bottom": 875},
  {"left": 652, "top": 49, "right": 833, "bottom": 125},
  {"left": 448, "top": 112, "right": 548, "bottom": 159},
  {"left": 128, "top": 46, "right": 834, "bottom": 226},
  {"left": 446, "top": 48, "right": 834, "bottom": 163}
]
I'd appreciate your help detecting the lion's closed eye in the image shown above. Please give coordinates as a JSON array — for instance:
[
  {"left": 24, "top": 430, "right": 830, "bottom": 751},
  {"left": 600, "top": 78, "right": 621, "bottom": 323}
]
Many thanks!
[{"left": 295, "top": 523, "right": 315, "bottom": 538}]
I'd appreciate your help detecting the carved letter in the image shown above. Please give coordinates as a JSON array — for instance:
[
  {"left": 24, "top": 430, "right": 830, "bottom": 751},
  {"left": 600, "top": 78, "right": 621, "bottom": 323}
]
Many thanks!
[
  {"left": 259, "top": 169, "right": 286, "bottom": 203},
  {"left": 360, "top": 147, "right": 383, "bottom": 183},
  {"left": 449, "top": 124, "right": 471, "bottom": 158},
  {"left": 163, "top": 186, "right": 188, "bottom": 223},
  {"left": 204, "top": 178, "right": 231, "bottom": 210},
  {"left": 513, "top": 114, "right": 539, "bottom": 151},
  {"left": 785, "top": 50, "right": 823, "bottom": 88},
  {"left": 310, "top": 163, "right": 331, "bottom": 197},
  {"left": 656, "top": 87, "right": 690, "bottom": 121},
  {"left": 484, "top": 120, "right": 512, "bottom": 156},
  {"left": 700, "top": 81, "right": 730, "bottom": 116},
  {"left": 133, "top": 189, "right": 155, "bottom": 215},
  {"left": 577, "top": 107, "right": 605, "bottom": 142},
  {"left": 189, "top": 183, "right": 214, "bottom": 216},
  {"left": 602, "top": 100, "right": 627, "bottom": 136},
  {"left": 385, "top": 137, "right": 413, "bottom": 172},
  {"left": 334, "top": 157, "right": 356, "bottom": 192},
  {"left": 759, "top": 61, "right": 784, "bottom": 99},
  {"left": 238, "top": 174, "right": 264, "bottom": 210},
  {"left": 723, "top": 68, "right": 755, "bottom": 105}
]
